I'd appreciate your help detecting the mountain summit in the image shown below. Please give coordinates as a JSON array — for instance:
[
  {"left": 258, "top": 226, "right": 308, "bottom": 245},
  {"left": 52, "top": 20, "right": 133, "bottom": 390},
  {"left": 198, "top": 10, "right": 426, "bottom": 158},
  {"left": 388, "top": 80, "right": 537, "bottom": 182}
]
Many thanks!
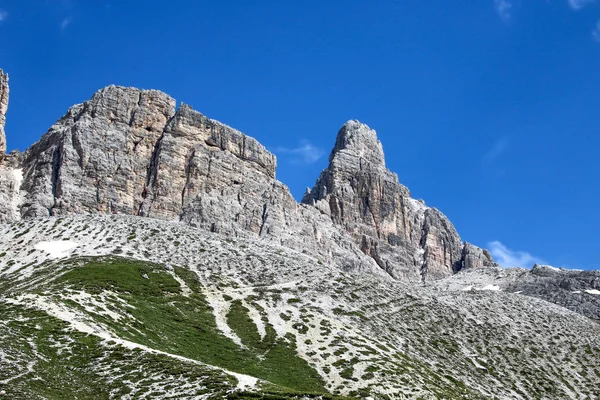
[{"left": 303, "top": 120, "right": 496, "bottom": 281}]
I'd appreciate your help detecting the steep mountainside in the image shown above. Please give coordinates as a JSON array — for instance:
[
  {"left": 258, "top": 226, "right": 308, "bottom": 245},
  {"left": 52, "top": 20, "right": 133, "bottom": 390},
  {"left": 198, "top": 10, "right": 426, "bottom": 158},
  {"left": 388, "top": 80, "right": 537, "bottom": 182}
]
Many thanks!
[{"left": 0, "top": 69, "right": 8, "bottom": 158}]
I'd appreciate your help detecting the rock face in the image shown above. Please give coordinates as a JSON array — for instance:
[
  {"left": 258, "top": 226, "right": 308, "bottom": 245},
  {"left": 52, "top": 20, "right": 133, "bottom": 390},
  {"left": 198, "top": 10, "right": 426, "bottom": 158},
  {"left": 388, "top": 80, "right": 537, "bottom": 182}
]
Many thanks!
[
  {"left": 20, "top": 86, "right": 177, "bottom": 218},
  {"left": 0, "top": 70, "right": 22, "bottom": 223},
  {"left": 0, "top": 81, "right": 495, "bottom": 281},
  {"left": 0, "top": 69, "right": 8, "bottom": 159},
  {"left": 461, "top": 242, "right": 498, "bottom": 270},
  {"left": 302, "top": 121, "right": 487, "bottom": 281}
]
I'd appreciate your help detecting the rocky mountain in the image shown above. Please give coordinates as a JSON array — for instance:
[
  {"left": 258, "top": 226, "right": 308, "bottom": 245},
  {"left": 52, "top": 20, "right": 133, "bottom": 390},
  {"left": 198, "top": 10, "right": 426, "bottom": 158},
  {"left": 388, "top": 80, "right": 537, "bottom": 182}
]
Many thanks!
[
  {"left": 0, "top": 69, "right": 8, "bottom": 158},
  {"left": 0, "top": 79, "right": 493, "bottom": 282},
  {"left": 0, "top": 71, "right": 599, "bottom": 399}
]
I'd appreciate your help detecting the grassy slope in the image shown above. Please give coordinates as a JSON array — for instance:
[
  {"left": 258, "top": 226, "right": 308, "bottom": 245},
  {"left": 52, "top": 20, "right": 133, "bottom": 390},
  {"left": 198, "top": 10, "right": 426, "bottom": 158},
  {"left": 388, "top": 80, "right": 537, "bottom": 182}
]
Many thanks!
[
  {"left": 4, "top": 250, "right": 598, "bottom": 399},
  {"left": 1, "top": 256, "right": 351, "bottom": 399}
]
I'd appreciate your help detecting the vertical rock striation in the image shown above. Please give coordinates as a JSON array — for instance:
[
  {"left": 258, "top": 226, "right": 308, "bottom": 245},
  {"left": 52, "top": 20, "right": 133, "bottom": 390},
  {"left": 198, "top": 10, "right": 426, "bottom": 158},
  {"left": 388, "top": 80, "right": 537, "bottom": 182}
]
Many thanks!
[
  {"left": 20, "top": 86, "right": 177, "bottom": 217},
  {"left": 0, "top": 69, "right": 8, "bottom": 158}
]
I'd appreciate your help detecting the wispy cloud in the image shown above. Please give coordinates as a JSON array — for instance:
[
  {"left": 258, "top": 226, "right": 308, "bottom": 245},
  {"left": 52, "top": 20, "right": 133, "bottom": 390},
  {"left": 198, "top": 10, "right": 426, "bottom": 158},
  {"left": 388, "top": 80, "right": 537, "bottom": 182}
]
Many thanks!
[
  {"left": 488, "top": 241, "right": 546, "bottom": 269},
  {"left": 483, "top": 137, "right": 509, "bottom": 162},
  {"left": 568, "top": 0, "right": 595, "bottom": 10},
  {"left": 60, "top": 17, "right": 72, "bottom": 31},
  {"left": 494, "top": 0, "right": 512, "bottom": 22},
  {"left": 0, "top": 10, "right": 8, "bottom": 23},
  {"left": 275, "top": 141, "right": 325, "bottom": 165},
  {"left": 593, "top": 20, "right": 600, "bottom": 42}
]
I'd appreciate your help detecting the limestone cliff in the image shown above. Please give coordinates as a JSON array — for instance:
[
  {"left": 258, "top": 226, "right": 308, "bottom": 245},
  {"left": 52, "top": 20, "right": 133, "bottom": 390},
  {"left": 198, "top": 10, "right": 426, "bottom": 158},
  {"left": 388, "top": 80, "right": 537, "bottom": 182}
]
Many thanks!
[{"left": 0, "top": 79, "right": 496, "bottom": 281}]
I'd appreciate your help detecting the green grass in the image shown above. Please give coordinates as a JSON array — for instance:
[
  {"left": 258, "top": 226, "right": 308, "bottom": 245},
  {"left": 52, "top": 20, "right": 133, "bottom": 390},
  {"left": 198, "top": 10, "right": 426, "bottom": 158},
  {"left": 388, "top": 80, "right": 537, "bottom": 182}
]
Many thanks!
[
  {"left": 0, "top": 302, "right": 236, "bottom": 399},
  {"left": 49, "top": 257, "right": 328, "bottom": 395}
]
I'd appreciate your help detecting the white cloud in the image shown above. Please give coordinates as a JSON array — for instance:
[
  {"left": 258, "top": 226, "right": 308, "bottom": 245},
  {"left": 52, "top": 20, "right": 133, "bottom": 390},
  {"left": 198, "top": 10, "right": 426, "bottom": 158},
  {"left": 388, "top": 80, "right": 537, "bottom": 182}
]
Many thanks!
[
  {"left": 274, "top": 141, "right": 325, "bottom": 165},
  {"left": 593, "top": 20, "right": 600, "bottom": 42},
  {"left": 483, "top": 137, "right": 509, "bottom": 162},
  {"left": 0, "top": 10, "right": 8, "bottom": 22},
  {"left": 60, "top": 17, "right": 72, "bottom": 31},
  {"left": 568, "top": 0, "right": 595, "bottom": 10},
  {"left": 494, "top": 0, "right": 512, "bottom": 22},
  {"left": 488, "top": 241, "right": 546, "bottom": 269}
]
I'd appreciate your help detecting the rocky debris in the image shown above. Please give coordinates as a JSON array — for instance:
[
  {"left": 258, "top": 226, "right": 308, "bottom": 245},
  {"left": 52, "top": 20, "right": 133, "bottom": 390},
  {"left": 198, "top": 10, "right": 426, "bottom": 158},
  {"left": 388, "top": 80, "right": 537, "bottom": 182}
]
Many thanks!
[
  {"left": 0, "top": 69, "right": 9, "bottom": 159},
  {"left": 1, "top": 215, "right": 599, "bottom": 399},
  {"left": 437, "top": 263, "right": 600, "bottom": 321},
  {"left": 303, "top": 120, "right": 484, "bottom": 281},
  {"left": 504, "top": 265, "right": 600, "bottom": 321}
]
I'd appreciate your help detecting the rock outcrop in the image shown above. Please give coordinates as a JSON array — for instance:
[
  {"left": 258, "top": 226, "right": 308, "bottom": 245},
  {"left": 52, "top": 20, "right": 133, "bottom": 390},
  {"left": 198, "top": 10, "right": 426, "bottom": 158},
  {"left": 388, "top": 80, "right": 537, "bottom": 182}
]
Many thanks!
[
  {"left": 0, "top": 69, "right": 8, "bottom": 159},
  {"left": 461, "top": 242, "right": 498, "bottom": 270},
  {"left": 302, "top": 121, "right": 489, "bottom": 281},
  {"left": 0, "top": 80, "right": 495, "bottom": 281}
]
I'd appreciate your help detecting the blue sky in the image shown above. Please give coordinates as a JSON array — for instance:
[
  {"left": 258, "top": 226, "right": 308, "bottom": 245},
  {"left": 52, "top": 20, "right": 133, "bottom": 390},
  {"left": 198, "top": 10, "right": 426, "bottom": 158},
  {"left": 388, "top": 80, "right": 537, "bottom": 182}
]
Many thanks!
[{"left": 0, "top": 1, "right": 599, "bottom": 270}]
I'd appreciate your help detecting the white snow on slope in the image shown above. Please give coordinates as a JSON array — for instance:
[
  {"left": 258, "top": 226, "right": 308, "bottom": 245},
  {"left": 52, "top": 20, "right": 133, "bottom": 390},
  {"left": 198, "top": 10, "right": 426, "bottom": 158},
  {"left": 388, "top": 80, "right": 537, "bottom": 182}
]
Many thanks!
[
  {"left": 34, "top": 241, "right": 79, "bottom": 259},
  {"left": 478, "top": 285, "right": 501, "bottom": 291},
  {"left": 584, "top": 289, "right": 600, "bottom": 295}
]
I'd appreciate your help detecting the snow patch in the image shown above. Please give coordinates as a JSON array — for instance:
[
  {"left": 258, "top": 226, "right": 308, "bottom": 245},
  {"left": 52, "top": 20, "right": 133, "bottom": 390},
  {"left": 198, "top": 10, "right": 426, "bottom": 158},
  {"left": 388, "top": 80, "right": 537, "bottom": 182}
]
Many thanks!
[
  {"left": 462, "top": 286, "right": 473, "bottom": 291},
  {"left": 34, "top": 241, "right": 79, "bottom": 259},
  {"left": 584, "top": 289, "right": 600, "bottom": 295},
  {"left": 477, "top": 285, "right": 501, "bottom": 291},
  {"left": 12, "top": 168, "right": 23, "bottom": 188}
]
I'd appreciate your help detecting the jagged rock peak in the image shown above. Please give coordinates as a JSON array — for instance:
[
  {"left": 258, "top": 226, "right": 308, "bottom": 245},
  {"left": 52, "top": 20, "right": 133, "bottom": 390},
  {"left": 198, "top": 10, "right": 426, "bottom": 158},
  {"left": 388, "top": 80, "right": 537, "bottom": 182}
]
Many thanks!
[
  {"left": 330, "top": 120, "right": 386, "bottom": 169},
  {"left": 0, "top": 69, "right": 9, "bottom": 158},
  {"left": 302, "top": 119, "right": 498, "bottom": 281}
]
